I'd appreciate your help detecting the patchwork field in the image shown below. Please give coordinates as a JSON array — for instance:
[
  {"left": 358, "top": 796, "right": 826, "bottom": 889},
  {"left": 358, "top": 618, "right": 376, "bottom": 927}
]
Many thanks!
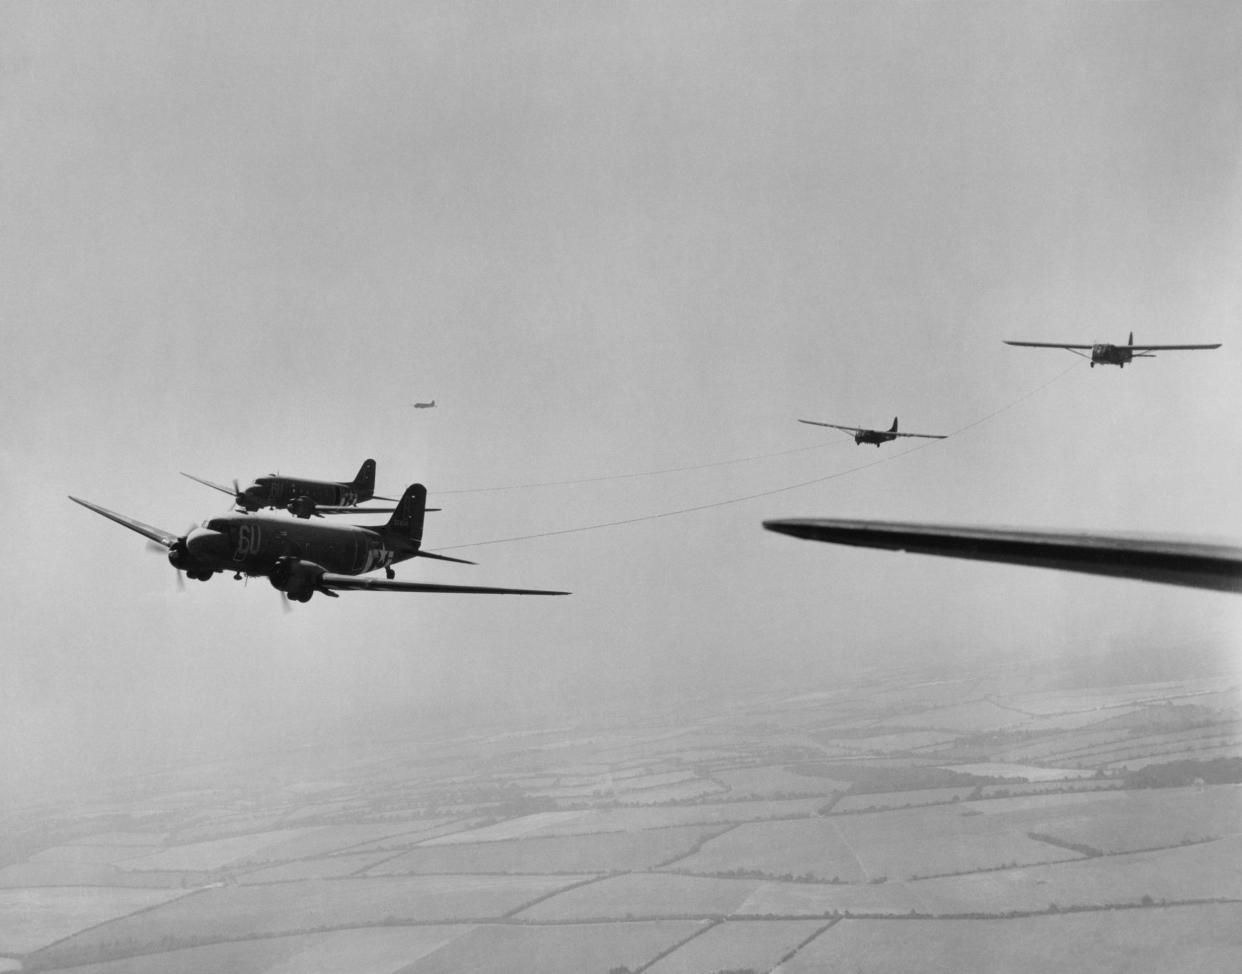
[
  {"left": 29, "top": 844, "right": 164, "bottom": 865},
  {"left": 0, "top": 886, "right": 191, "bottom": 955},
  {"left": 367, "top": 824, "right": 725, "bottom": 875},
  {"left": 236, "top": 851, "right": 394, "bottom": 884},
  {"left": 8, "top": 664, "right": 1239, "bottom": 972},
  {"left": 673, "top": 812, "right": 1085, "bottom": 883},
  {"left": 644, "top": 918, "right": 830, "bottom": 974},
  {"left": 1016, "top": 784, "right": 1242, "bottom": 853},
  {"left": 714, "top": 767, "right": 845, "bottom": 797},
  {"left": 833, "top": 786, "right": 975, "bottom": 813},
  {"left": 114, "top": 830, "right": 323, "bottom": 872},
  {"left": 31, "top": 875, "right": 584, "bottom": 968},
  {"left": 517, "top": 873, "right": 763, "bottom": 921},
  {"left": 781, "top": 904, "right": 1242, "bottom": 974},
  {"left": 19, "top": 926, "right": 476, "bottom": 974},
  {"left": 403, "top": 920, "right": 705, "bottom": 974},
  {"left": 0, "top": 862, "right": 191, "bottom": 889},
  {"left": 907, "top": 834, "right": 1242, "bottom": 914}
]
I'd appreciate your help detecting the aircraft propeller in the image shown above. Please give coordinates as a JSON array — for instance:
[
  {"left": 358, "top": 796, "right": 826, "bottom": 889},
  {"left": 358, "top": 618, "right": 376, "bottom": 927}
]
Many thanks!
[{"left": 145, "top": 526, "right": 194, "bottom": 591}]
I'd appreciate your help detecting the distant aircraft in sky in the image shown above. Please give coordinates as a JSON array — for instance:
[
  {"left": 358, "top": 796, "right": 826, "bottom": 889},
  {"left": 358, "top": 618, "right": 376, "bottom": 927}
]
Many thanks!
[
  {"left": 763, "top": 518, "right": 1242, "bottom": 594},
  {"left": 1004, "top": 332, "right": 1221, "bottom": 368},
  {"left": 411, "top": 400, "right": 436, "bottom": 409},
  {"left": 797, "top": 417, "right": 948, "bottom": 447},
  {"left": 182, "top": 459, "right": 411, "bottom": 519},
  {"left": 70, "top": 485, "right": 569, "bottom": 604}
]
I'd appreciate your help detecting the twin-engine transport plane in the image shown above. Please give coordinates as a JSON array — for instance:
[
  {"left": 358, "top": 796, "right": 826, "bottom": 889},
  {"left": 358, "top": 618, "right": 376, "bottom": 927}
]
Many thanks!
[
  {"left": 797, "top": 417, "right": 947, "bottom": 447},
  {"left": 181, "top": 459, "right": 423, "bottom": 518},
  {"left": 1004, "top": 332, "right": 1221, "bottom": 368},
  {"left": 69, "top": 485, "right": 568, "bottom": 603}
]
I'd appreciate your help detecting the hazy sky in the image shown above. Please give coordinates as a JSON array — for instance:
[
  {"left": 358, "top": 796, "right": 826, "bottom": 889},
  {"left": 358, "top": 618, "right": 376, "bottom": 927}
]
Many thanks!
[{"left": 3, "top": 1, "right": 1240, "bottom": 799}]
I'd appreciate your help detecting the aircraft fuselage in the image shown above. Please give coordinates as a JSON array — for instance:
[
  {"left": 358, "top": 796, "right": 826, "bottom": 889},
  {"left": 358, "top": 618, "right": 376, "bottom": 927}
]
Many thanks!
[
  {"left": 171, "top": 512, "right": 403, "bottom": 581},
  {"left": 243, "top": 476, "right": 366, "bottom": 512},
  {"left": 1090, "top": 343, "right": 1133, "bottom": 368},
  {"left": 854, "top": 430, "right": 897, "bottom": 446}
]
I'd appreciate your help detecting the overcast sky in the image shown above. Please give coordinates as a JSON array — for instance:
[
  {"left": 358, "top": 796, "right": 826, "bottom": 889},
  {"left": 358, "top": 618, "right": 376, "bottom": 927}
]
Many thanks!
[{"left": 3, "top": 1, "right": 1240, "bottom": 801}]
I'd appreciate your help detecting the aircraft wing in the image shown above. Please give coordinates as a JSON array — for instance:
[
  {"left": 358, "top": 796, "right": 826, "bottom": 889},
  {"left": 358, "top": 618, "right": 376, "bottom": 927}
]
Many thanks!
[
  {"left": 1123, "top": 343, "right": 1222, "bottom": 351},
  {"left": 320, "top": 574, "right": 569, "bottom": 596},
  {"left": 69, "top": 496, "right": 181, "bottom": 548},
  {"left": 797, "top": 420, "right": 863, "bottom": 434},
  {"left": 1003, "top": 341, "right": 1093, "bottom": 349},
  {"left": 762, "top": 517, "right": 1242, "bottom": 594},
  {"left": 318, "top": 505, "right": 398, "bottom": 515},
  {"left": 890, "top": 432, "right": 948, "bottom": 440},
  {"left": 180, "top": 472, "right": 238, "bottom": 497}
]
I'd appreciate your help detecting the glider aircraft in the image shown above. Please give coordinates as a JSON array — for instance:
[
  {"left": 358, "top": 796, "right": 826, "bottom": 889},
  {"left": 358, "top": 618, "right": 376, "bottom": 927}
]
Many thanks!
[
  {"left": 411, "top": 400, "right": 436, "bottom": 409},
  {"left": 1004, "top": 332, "right": 1221, "bottom": 368},
  {"left": 181, "top": 459, "right": 419, "bottom": 518},
  {"left": 797, "top": 417, "right": 947, "bottom": 447},
  {"left": 70, "top": 485, "right": 568, "bottom": 603},
  {"left": 763, "top": 518, "right": 1242, "bottom": 594}
]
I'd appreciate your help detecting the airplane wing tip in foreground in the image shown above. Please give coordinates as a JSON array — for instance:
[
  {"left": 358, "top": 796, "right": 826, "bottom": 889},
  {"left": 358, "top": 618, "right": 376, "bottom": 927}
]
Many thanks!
[
  {"left": 763, "top": 517, "right": 1242, "bottom": 594},
  {"left": 69, "top": 495, "right": 181, "bottom": 548}
]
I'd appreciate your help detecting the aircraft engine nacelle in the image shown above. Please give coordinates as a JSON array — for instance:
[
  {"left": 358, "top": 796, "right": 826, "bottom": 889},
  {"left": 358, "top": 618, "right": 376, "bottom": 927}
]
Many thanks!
[
  {"left": 287, "top": 496, "right": 317, "bottom": 519},
  {"left": 269, "top": 556, "right": 325, "bottom": 603},
  {"left": 167, "top": 538, "right": 192, "bottom": 571}
]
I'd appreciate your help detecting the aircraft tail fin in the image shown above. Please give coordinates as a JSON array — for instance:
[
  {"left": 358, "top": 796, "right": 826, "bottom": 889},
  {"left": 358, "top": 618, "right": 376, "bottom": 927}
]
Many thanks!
[
  {"left": 351, "top": 459, "right": 377, "bottom": 497},
  {"left": 889, "top": 417, "right": 898, "bottom": 433},
  {"left": 385, "top": 484, "right": 426, "bottom": 549},
  {"left": 1128, "top": 331, "right": 1134, "bottom": 346}
]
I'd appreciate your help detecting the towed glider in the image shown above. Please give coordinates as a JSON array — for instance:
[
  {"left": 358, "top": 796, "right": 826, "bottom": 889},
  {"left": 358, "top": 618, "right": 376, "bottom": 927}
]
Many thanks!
[
  {"left": 1004, "top": 332, "right": 1221, "bottom": 369},
  {"left": 798, "top": 416, "right": 947, "bottom": 447}
]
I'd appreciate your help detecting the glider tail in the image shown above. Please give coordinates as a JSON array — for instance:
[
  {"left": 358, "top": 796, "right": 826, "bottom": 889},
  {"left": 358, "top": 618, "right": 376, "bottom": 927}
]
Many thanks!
[{"left": 889, "top": 417, "right": 898, "bottom": 433}]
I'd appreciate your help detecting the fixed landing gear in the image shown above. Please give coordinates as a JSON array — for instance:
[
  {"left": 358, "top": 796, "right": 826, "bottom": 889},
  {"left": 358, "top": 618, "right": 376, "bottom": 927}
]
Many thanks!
[
  {"left": 187, "top": 570, "right": 213, "bottom": 582},
  {"left": 385, "top": 567, "right": 395, "bottom": 579}
]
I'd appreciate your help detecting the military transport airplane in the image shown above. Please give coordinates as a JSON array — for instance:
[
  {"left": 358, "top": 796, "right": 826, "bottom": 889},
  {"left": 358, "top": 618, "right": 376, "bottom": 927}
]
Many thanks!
[
  {"left": 181, "top": 459, "right": 416, "bottom": 518},
  {"left": 70, "top": 485, "right": 568, "bottom": 603},
  {"left": 411, "top": 400, "right": 436, "bottom": 409},
  {"left": 797, "top": 417, "right": 948, "bottom": 447},
  {"left": 1004, "top": 332, "right": 1221, "bottom": 368},
  {"left": 763, "top": 518, "right": 1242, "bottom": 594}
]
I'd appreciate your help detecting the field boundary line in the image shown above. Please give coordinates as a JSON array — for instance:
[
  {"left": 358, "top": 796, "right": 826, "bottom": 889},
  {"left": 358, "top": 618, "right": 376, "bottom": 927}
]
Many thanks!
[
  {"left": 499, "top": 873, "right": 611, "bottom": 919},
  {"left": 769, "top": 917, "right": 841, "bottom": 972},
  {"left": 652, "top": 823, "right": 742, "bottom": 870},
  {"left": 634, "top": 917, "right": 720, "bottom": 973}
]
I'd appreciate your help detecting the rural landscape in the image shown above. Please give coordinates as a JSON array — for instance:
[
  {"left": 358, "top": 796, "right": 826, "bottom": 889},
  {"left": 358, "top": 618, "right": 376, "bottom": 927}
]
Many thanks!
[{"left": 2, "top": 650, "right": 1239, "bottom": 974}]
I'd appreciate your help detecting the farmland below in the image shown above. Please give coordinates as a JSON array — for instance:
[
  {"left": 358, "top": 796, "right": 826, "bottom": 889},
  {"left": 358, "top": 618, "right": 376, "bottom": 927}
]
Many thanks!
[{"left": 3, "top": 657, "right": 1239, "bottom": 973}]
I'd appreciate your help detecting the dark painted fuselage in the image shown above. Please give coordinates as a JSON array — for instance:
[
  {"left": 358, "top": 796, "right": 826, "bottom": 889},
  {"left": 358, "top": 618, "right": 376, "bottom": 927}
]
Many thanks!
[
  {"left": 244, "top": 476, "right": 365, "bottom": 510},
  {"left": 854, "top": 429, "right": 897, "bottom": 446},
  {"left": 1089, "top": 343, "right": 1133, "bottom": 368},
  {"left": 174, "top": 513, "right": 404, "bottom": 579}
]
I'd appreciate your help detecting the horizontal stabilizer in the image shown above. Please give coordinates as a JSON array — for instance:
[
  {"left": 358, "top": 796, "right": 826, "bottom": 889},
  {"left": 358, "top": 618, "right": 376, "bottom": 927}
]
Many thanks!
[{"left": 416, "top": 549, "right": 476, "bottom": 566}]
